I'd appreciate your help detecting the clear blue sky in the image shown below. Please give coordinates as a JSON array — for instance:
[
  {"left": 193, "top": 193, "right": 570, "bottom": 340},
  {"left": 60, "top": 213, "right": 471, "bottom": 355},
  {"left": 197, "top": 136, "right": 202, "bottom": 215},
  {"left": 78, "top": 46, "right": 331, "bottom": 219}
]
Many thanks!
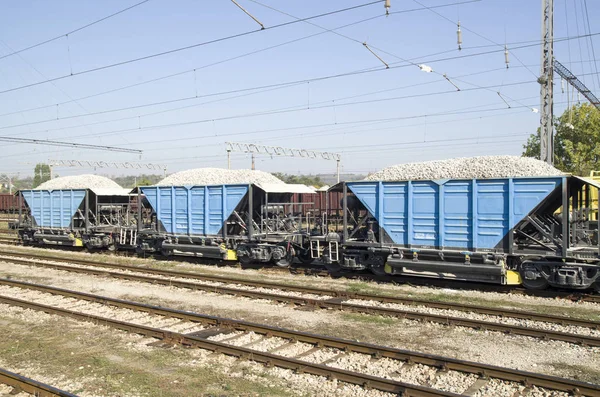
[{"left": 0, "top": 0, "right": 598, "bottom": 178}]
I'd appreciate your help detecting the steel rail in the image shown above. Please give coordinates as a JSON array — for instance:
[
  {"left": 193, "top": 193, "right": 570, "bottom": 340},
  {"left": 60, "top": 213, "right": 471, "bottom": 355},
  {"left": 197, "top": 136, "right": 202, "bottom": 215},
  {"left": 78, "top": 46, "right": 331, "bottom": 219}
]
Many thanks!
[
  {"left": 2, "top": 251, "right": 599, "bottom": 323},
  {"left": 0, "top": 367, "right": 78, "bottom": 397},
  {"left": 0, "top": 278, "right": 598, "bottom": 396},
  {"left": 1, "top": 253, "right": 600, "bottom": 345},
  {"left": 0, "top": 291, "right": 456, "bottom": 396},
  {"left": 2, "top": 248, "right": 600, "bottom": 304}
]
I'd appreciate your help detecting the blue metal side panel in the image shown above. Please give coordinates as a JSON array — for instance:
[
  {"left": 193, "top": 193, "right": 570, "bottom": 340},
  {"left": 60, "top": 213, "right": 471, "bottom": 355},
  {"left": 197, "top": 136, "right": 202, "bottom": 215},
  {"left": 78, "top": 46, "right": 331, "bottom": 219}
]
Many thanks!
[
  {"left": 190, "top": 187, "right": 205, "bottom": 235},
  {"left": 411, "top": 181, "right": 439, "bottom": 246},
  {"left": 348, "top": 176, "right": 562, "bottom": 251},
  {"left": 443, "top": 181, "right": 472, "bottom": 249},
  {"left": 159, "top": 188, "right": 173, "bottom": 233},
  {"left": 476, "top": 180, "right": 508, "bottom": 249},
  {"left": 21, "top": 189, "right": 85, "bottom": 228},
  {"left": 347, "top": 182, "right": 378, "bottom": 216},
  {"left": 174, "top": 187, "right": 189, "bottom": 234},
  {"left": 141, "top": 185, "right": 248, "bottom": 235},
  {"left": 381, "top": 183, "right": 408, "bottom": 245},
  {"left": 207, "top": 186, "right": 223, "bottom": 235}
]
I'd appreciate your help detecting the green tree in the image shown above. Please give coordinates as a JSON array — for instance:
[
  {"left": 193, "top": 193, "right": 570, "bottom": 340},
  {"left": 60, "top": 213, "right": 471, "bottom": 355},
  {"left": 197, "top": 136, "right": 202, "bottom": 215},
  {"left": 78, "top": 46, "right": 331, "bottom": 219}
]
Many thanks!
[
  {"left": 272, "top": 173, "right": 324, "bottom": 187},
  {"left": 523, "top": 103, "right": 600, "bottom": 175},
  {"left": 135, "top": 177, "right": 153, "bottom": 187},
  {"left": 32, "top": 163, "right": 51, "bottom": 188}
]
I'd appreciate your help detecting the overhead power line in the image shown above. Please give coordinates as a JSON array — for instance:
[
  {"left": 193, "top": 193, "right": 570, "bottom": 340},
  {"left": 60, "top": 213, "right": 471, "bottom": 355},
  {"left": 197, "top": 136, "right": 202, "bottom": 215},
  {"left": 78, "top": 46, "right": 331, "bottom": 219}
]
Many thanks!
[
  {"left": 0, "top": 0, "right": 152, "bottom": 61},
  {"left": 0, "top": 28, "right": 593, "bottom": 121},
  {"left": 413, "top": 0, "right": 539, "bottom": 78},
  {"left": 0, "top": 0, "right": 384, "bottom": 96},
  {"left": 0, "top": 136, "right": 141, "bottom": 153},
  {"left": 48, "top": 159, "right": 167, "bottom": 176},
  {"left": 3, "top": 97, "right": 575, "bottom": 164},
  {"left": 5, "top": 78, "right": 536, "bottom": 141}
]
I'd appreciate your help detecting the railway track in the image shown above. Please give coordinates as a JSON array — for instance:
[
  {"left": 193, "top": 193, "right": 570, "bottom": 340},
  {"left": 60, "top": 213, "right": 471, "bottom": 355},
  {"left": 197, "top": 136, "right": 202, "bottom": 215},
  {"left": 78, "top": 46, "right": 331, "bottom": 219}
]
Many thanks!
[
  {"left": 1, "top": 251, "right": 600, "bottom": 347},
  {"left": 0, "top": 237, "right": 19, "bottom": 245},
  {"left": 3, "top": 245, "right": 600, "bottom": 303},
  {"left": 0, "top": 367, "right": 77, "bottom": 397},
  {"left": 1, "top": 278, "right": 598, "bottom": 396}
]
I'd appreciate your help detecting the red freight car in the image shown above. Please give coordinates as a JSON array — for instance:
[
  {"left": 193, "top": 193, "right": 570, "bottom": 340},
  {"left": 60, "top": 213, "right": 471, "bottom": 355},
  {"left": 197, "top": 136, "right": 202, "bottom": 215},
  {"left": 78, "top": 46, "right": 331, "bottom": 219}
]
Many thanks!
[
  {"left": 291, "top": 190, "right": 343, "bottom": 217},
  {"left": 0, "top": 193, "right": 22, "bottom": 213}
]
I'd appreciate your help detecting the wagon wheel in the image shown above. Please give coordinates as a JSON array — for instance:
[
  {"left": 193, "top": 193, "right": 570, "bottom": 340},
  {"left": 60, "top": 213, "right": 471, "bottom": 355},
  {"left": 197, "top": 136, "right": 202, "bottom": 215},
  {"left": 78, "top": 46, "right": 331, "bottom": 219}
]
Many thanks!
[
  {"left": 521, "top": 276, "right": 549, "bottom": 290},
  {"left": 272, "top": 246, "right": 294, "bottom": 268},
  {"left": 519, "top": 263, "right": 549, "bottom": 290},
  {"left": 324, "top": 261, "right": 342, "bottom": 274},
  {"left": 370, "top": 264, "right": 387, "bottom": 277},
  {"left": 237, "top": 245, "right": 254, "bottom": 266},
  {"left": 297, "top": 250, "right": 314, "bottom": 265},
  {"left": 238, "top": 254, "right": 254, "bottom": 266}
]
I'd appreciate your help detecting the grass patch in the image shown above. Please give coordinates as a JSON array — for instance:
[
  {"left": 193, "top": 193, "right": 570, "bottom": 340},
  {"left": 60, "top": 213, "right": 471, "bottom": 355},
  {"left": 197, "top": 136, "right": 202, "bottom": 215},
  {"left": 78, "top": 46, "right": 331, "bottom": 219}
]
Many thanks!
[
  {"left": 341, "top": 312, "right": 397, "bottom": 326},
  {"left": 545, "top": 362, "right": 600, "bottom": 384},
  {"left": 346, "top": 282, "right": 382, "bottom": 295}
]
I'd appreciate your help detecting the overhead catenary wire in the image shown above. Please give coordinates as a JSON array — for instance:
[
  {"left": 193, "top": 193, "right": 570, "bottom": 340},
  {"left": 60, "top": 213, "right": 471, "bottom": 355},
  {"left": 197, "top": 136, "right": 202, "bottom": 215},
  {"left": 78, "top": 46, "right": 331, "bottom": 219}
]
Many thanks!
[
  {"left": 412, "top": 0, "right": 539, "bottom": 78},
  {"left": 0, "top": 0, "right": 153, "bottom": 61},
  {"left": 582, "top": 0, "right": 600, "bottom": 90},
  {"left": 4, "top": 97, "right": 575, "bottom": 166},
  {"left": 0, "top": 1, "right": 451, "bottom": 119},
  {"left": 0, "top": 136, "right": 141, "bottom": 153},
  {"left": 4, "top": 78, "right": 537, "bottom": 142},
  {"left": 0, "top": 33, "right": 558, "bottom": 135},
  {"left": 139, "top": 101, "right": 540, "bottom": 153},
  {"left": 0, "top": 39, "right": 110, "bottom": 143},
  {"left": 0, "top": 29, "right": 594, "bottom": 121},
  {"left": 0, "top": 95, "right": 546, "bottom": 161},
  {"left": 0, "top": 0, "right": 385, "bottom": 96}
]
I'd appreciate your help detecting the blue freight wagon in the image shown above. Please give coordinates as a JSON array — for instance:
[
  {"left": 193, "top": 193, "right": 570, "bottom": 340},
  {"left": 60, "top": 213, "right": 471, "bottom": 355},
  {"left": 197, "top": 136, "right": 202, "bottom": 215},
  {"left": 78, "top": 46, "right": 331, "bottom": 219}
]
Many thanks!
[
  {"left": 309, "top": 176, "right": 600, "bottom": 290},
  {"left": 18, "top": 187, "right": 135, "bottom": 249},
  {"left": 137, "top": 183, "right": 317, "bottom": 266}
]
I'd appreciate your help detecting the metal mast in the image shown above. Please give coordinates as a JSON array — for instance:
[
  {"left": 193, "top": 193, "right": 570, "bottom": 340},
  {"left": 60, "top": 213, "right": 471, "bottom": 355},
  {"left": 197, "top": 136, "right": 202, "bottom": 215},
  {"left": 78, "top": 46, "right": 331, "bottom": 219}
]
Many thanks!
[
  {"left": 554, "top": 59, "right": 600, "bottom": 109},
  {"left": 539, "top": 0, "right": 554, "bottom": 164}
]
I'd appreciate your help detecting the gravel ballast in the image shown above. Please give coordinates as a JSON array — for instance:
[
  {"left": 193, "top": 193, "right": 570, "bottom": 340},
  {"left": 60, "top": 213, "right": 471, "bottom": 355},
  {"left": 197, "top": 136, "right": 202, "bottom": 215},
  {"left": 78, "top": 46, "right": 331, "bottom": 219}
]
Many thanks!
[
  {"left": 157, "top": 168, "right": 284, "bottom": 186},
  {"left": 364, "top": 156, "right": 563, "bottom": 181},
  {"left": 36, "top": 174, "right": 123, "bottom": 190}
]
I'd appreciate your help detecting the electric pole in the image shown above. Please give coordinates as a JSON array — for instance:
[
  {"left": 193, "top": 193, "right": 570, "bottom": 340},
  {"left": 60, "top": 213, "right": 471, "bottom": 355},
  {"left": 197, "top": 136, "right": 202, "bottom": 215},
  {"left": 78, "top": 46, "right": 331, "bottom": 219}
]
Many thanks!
[{"left": 539, "top": 0, "right": 554, "bottom": 165}]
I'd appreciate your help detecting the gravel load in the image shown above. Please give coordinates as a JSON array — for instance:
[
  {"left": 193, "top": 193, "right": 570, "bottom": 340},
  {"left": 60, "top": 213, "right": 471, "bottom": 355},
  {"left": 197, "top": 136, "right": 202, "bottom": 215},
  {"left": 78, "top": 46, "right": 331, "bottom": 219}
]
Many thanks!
[
  {"left": 156, "top": 168, "right": 284, "bottom": 186},
  {"left": 36, "top": 174, "right": 123, "bottom": 190},
  {"left": 364, "top": 156, "right": 564, "bottom": 182}
]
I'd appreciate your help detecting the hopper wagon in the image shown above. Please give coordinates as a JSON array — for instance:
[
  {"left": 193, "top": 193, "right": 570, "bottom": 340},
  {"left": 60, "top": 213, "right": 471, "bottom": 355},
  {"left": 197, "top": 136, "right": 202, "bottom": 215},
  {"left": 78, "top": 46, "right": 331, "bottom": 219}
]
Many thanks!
[
  {"left": 137, "top": 182, "right": 317, "bottom": 266},
  {"left": 17, "top": 187, "right": 136, "bottom": 250},
  {"left": 309, "top": 175, "right": 600, "bottom": 290}
]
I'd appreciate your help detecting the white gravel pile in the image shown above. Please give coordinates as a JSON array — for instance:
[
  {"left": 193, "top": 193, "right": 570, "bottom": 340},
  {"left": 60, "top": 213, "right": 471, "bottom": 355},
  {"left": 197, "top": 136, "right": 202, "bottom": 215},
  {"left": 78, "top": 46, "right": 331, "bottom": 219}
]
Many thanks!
[
  {"left": 364, "top": 156, "right": 564, "bottom": 182},
  {"left": 36, "top": 174, "right": 123, "bottom": 190},
  {"left": 157, "top": 168, "right": 284, "bottom": 186}
]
